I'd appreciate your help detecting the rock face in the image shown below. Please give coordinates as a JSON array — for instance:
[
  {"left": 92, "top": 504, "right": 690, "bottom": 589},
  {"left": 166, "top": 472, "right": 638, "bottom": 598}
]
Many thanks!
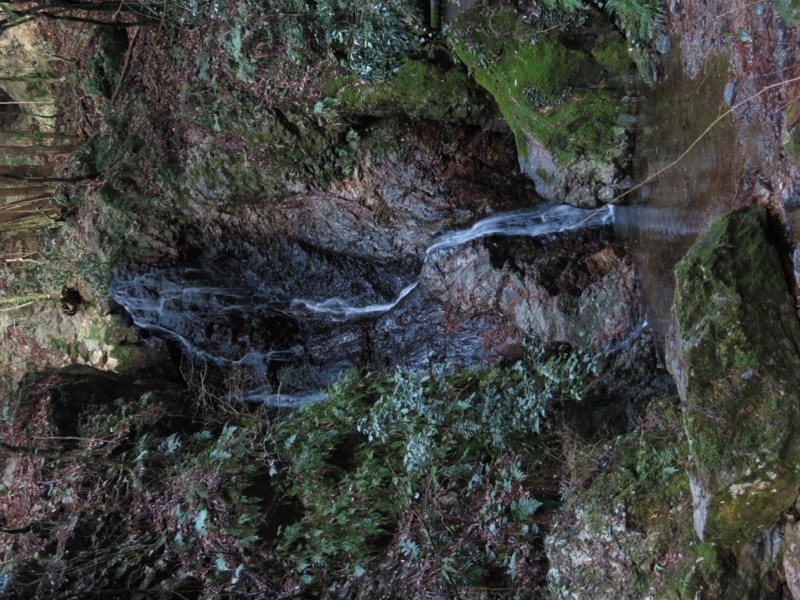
[
  {"left": 423, "top": 230, "right": 640, "bottom": 350},
  {"left": 667, "top": 207, "right": 800, "bottom": 546},
  {"left": 448, "top": 4, "right": 635, "bottom": 206}
]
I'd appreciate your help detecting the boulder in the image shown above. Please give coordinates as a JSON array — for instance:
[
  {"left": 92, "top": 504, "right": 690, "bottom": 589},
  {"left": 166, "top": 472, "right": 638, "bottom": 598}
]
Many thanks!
[
  {"left": 448, "top": 4, "right": 635, "bottom": 206},
  {"left": 667, "top": 206, "right": 800, "bottom": 545}
]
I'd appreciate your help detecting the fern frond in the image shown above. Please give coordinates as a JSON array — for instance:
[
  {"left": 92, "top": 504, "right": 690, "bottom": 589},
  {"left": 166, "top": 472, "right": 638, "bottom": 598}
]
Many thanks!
[{"left": 511, "top": 496, "right": 543, "bottom": 521}]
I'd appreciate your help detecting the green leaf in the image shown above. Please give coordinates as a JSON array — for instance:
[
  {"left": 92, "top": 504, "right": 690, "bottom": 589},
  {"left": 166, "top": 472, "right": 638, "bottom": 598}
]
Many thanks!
[
  {"left": 511, "top": 496, "right": 543, "bottom": 521},
  {"left": 194, "top": 509, "right": 209, "bottom": 536}
]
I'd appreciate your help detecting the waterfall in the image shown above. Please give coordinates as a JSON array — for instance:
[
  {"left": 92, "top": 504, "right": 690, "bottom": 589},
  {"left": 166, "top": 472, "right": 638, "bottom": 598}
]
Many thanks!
[{"left": 109, "top": 203, "right": 613, "bottom": 406}]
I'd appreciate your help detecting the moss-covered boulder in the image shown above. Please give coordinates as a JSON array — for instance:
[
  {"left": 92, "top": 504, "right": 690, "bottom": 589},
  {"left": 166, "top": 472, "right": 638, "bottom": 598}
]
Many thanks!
[
  {"left": 448, "top": 4, "right": 635, "bottom": 206},
  {"left": 667, "top": 207, "right": 800, "bottom": 546}
]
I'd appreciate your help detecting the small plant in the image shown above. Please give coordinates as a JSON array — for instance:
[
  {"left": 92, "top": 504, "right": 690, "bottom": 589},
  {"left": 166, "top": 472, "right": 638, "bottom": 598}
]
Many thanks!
[{"left": 600, "top": 0, "right": 665, "bottom": 41}]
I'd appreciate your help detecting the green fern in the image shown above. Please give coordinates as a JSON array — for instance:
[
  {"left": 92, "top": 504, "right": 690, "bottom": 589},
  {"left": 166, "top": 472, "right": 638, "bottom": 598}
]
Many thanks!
[
  {"left": 602, "top": 0, "right": 665, "bottom": 40},
  {"left": 510, "top": 496, "right": 543, "bottom": 521}
]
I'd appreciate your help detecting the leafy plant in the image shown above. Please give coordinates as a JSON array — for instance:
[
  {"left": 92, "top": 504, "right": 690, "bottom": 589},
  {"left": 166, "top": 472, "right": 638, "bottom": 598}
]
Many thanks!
[
  {"left": 276, "top": 340, "right": 599, "bottom": 593},
  {"left": 274, "top": 0, "right": 424, "bottom": 77},
  {"left": 595, "top": 0, "right": 665, "bottom": 41}
]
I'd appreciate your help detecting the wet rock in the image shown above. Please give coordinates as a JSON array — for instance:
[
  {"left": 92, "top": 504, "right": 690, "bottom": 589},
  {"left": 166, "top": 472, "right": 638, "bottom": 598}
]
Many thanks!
[
  {"left": 667, "top": 207, "right": 800, "bottom": 546},
  {"left": 190, "top": 122, "right": 534, "bottom": 259},
  {"left": 422, "top": 231, "right": 640, "bottom": 350}
]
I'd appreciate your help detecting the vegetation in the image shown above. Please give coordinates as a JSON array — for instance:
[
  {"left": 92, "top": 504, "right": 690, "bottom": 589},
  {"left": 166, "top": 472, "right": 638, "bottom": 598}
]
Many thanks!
[
  {"left": 0, "top": 337, "right": 604, "bottom": 597},
  {"left": 275, "top": 342, "right": 598, "bottom": 593},
  {"left": 448, "top": 3, "right": 632, "bottom": 174},
  {"left": 6, "top": 0, "right": 797, "bottom": 598}
]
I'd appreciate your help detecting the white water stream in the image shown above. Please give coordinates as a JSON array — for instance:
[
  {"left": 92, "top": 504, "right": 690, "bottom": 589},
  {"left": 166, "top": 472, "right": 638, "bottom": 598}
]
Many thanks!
[
  {"left": 290, "top": 203, "right": 612, "bottom": 320},
  {"left": 111, "top": 203, "right": 613, "bottom": 406}
]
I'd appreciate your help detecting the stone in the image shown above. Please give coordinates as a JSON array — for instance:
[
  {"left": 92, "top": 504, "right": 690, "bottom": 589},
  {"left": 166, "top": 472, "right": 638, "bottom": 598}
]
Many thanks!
[
  {"left": 784, "top": 522, "right": 800, "bottom": 599},
  {"left": 667, "top": 206, "right": 800, "bottom": 546},
  {"left": 448, "top": 5, "right": 635, "bottom": 205}
]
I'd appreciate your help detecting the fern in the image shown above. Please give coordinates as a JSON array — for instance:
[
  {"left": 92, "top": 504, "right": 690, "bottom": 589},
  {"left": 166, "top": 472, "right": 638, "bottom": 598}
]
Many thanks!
[
  {"left": 601, "top": 0, "right": 665, "bottom": 41},
  {"left": 510, "top": 496, "right": 543, "bottom": 521}
]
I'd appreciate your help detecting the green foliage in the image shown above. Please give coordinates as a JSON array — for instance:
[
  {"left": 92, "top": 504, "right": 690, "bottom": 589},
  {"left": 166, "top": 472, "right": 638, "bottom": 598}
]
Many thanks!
[
  {"left": 274, "top": 0, "right": 424, "bottom": 77},
  {"left": 1, "top": 372, "right": 278, "bottom": 597},
  {"left": 275, "top": 372, "right": 400, "bottom": 580},
  {"left": 276, "top": 341, "right": 599, "bottom": 593},
  {"left": 599, "top": 0, "right": 665, "bottom": 41}
]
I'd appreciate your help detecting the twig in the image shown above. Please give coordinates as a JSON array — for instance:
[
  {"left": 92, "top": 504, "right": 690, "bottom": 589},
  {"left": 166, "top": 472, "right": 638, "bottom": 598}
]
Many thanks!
[
  {"left": 713, "top": 0, "right": 768, "bottom": 21},
  {"left": 0, "top": 301, "right": 36, "bottom": 312}
]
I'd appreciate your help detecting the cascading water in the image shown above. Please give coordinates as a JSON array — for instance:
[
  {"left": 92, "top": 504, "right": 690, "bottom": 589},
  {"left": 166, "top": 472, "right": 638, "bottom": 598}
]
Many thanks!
[{"left": 110, "top": 203, "right": 613, "bottom": 406}]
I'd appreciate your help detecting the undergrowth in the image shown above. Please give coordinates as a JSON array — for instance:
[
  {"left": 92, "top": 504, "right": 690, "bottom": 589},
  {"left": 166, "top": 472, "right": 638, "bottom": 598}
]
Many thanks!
[{"left": 275, "top": 341, "right": 599, "bottom": 594}]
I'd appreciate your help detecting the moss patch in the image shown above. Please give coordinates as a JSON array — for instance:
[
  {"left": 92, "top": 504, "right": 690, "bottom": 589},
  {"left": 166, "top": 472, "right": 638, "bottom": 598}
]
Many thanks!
[
  {"left": 546, "top": 396, "right": 706, "bottom": 599},
  {"left": 336, "top": 58, "right": 495, "bottom": 123},
  {"left": 669, "top": 207, "right": 800, "bottom": 546},
  {"left": 448, "top": 5, "right": 631, "bottom": 165}
]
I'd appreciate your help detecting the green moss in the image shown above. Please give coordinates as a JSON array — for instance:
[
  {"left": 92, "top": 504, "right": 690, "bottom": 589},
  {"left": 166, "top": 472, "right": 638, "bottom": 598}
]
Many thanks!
[
  {"left": 336, "top": 58, "right": 490, "bottom": 123},
  {"left": 675, "top": 542, "right": 731, "bottom": 599},
  {"left": 591, "top": 36, "right": 635, "bottom": 74},
  {"left": 671, "top": 207, "right": 800, "bottom": 546},
  {"left": 449, "top": 7, "right": 629, "bottom": 165}
]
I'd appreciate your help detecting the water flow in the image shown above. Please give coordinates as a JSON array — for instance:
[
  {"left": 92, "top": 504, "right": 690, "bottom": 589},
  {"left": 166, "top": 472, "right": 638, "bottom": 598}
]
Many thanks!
[
  {"left": 291, "top": 282, "right": 419, "bottom": 320},
  {"left": 110, "top": 268, "right": 300, "bottom": 369},
  {"left": 111, "top": 203, "right": 612, "bottom": 406},
  {"left": 614, "top": 53, "right": 764, "bottom": 334},
  {"left": 293, "top": 203, "right": 613, "bottom": 318},
  {"left": 426, "top": 204, "right": 611, "bottom": 255}
]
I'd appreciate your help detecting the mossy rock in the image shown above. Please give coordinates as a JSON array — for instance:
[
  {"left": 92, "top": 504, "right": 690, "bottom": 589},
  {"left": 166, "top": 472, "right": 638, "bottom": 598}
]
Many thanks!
[
  {"left": 668, "top": 207, "right": 800, "bottom": 547},
  {"left": 336, "top": 58, "right": 497, "bottom": 125},
  {"left": 448, "top": 4, "right": 635, "bottom": 205}
]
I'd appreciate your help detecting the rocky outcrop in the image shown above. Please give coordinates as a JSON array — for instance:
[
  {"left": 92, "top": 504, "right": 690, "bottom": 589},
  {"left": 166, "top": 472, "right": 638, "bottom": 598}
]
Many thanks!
[
  {"left": 448, "top": 4, "right": 635, "bottom": 206},
  {"left": 422, "top": 231, "right": 640, "bottom": 350},
  {"left": 667, "top": 207, "right": 800, "bottom": 546}
]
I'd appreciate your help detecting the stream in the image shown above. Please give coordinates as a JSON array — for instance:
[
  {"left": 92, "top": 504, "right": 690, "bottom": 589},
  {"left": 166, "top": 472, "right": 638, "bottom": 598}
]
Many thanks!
[{"left": 110, "top": 203, "right": 612, "bottom": 405}]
